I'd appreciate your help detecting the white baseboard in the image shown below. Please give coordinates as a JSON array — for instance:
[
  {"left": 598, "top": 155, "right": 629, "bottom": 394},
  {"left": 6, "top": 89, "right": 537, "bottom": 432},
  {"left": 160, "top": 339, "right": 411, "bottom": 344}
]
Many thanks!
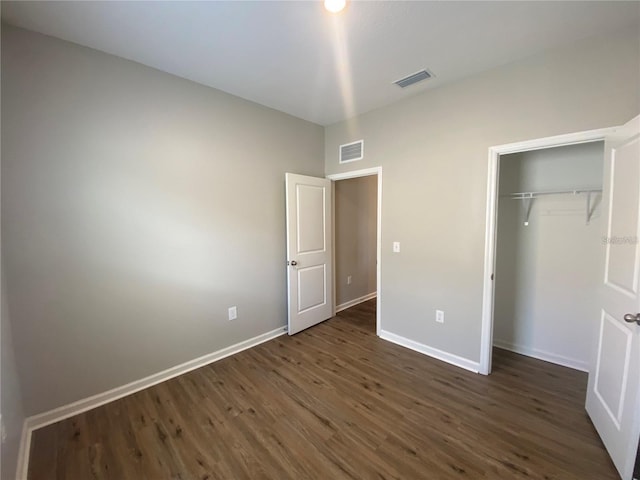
[
  {"left": 379, "top": 330, "right": 480, "bottom": 374},
  {"left": 493, "top": 339, "right": 589, "bottom": 372},
  {"left": 14, "top": 325, "right": 287, "bottom": 480},
  {"left": 335, "top": 292, "right": 377, "bottom": 313}
]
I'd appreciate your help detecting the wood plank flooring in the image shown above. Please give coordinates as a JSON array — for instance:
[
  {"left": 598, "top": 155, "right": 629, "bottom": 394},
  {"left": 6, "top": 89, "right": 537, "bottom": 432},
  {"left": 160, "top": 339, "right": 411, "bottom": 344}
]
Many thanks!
[{"left": 28, "top": 300, "right": 618, "bottom": 479}]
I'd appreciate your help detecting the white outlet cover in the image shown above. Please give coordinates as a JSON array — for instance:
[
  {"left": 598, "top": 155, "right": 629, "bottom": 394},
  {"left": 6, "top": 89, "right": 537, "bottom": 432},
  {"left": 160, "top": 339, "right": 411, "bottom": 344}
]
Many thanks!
[{"left": 228, "top": 306, "right": 237, "bottom": 321}]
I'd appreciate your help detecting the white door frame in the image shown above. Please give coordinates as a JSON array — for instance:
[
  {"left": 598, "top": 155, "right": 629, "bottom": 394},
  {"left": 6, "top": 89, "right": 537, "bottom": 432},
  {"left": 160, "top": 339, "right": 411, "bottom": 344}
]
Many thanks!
[
  {"left": 480, "top": 127, "right": 618, "bottom": 375},
  {"left": 327, "top": 167, "right": 382, "bottom": 336}
]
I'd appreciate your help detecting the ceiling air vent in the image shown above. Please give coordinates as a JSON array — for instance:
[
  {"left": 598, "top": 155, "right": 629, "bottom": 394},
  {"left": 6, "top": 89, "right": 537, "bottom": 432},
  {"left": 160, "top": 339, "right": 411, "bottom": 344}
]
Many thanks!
[
  {"left": 339, "top": 140, "right": 364, "bottom": 163},
  {"left": 394, "top": 69, "right": 432, "bottom": 88}
]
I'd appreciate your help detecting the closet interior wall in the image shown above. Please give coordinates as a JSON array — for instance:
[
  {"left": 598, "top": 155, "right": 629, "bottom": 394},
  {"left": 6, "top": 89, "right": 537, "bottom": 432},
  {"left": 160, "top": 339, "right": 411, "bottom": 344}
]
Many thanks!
[{"left": 493, "top": 142, "right": 605, "bottom": 371}]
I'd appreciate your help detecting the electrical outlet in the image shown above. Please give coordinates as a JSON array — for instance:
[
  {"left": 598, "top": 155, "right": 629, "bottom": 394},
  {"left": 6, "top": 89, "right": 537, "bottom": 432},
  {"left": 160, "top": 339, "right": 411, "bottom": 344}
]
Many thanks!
[
  {"left": 435, "top": 310, "right": 445, "bottom": 324},
  {"left": 393, "top": 241, "right": 400, "bottom": 253},
  {"left": 228, "top": 306, "right": 237, "bottom": 321},
  {"left": 347, "top": 275, "right": 352, "bottom": 285}
]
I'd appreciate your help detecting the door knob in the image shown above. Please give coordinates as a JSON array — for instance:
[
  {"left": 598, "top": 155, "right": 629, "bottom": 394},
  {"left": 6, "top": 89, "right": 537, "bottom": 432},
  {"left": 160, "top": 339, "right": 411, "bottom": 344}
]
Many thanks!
[
  {"left": 623, "top": 313, "right": 640, "bottom": 325},
  {"left": 289, "top": 260, "right": 298, "bottom": 266}
]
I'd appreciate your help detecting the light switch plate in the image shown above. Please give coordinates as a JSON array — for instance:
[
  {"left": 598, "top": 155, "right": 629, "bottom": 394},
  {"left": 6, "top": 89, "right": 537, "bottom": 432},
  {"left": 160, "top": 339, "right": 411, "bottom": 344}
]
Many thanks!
[{"left": 393, "top": 241, "right": 400, "bottom": 253}]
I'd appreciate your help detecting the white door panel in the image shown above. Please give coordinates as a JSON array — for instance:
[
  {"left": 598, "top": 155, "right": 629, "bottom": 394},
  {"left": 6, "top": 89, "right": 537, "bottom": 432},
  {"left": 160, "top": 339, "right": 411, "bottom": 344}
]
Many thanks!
[
  {"left": 285, "top": 173, "right": 333, "bottom": 335},
  {"left": 594, "top": 311, "right": 633, "bottom": 429},
  {"left": 587, "top": 116, "right": 640, "bottom": 480},
  {"left": 296, "top": 184, "right": 326, "bottom": 253},
  {"left": 604, "top": 134, "right": 640, "bottom": 296},
  {"left": 298, "top": 265, "right": 326, "bottom": 313}
]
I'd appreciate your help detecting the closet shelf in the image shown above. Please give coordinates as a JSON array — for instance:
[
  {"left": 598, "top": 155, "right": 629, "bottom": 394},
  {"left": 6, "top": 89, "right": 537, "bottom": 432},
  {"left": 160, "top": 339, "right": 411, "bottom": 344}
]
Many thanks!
[
  {"left": 502, "top": 188, "right": 602, "bottom": 226},
  {"left": 505, "top": 188, "right": 602, "bottom": 200}
]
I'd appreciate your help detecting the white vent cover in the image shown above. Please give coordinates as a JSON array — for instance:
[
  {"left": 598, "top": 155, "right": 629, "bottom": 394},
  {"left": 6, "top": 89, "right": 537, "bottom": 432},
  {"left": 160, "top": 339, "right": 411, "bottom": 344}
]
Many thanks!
[
  {"left": 394, "top": 69, "right": 432, "bottom": 88},
  {"left": 339, "top": 140, "right": 364, "bottom": 163}
]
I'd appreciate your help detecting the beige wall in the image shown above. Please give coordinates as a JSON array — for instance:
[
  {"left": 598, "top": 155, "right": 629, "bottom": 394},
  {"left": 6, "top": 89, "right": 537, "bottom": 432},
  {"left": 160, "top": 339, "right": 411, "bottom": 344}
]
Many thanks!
[
  {"left": 494, "top": 142, "right": 604, "bottom": 370},
  {"left": 325, "top": 26, "right": 640, "bottom": 365},
  {"left": 1, "top": 21, "right": 26, "bottom": 479},
  {"left": 1, "top": 25, "right": 324, "bottom": 416},
  {"left": 335, "top": 176, "right": 377, "bottom": 307}
]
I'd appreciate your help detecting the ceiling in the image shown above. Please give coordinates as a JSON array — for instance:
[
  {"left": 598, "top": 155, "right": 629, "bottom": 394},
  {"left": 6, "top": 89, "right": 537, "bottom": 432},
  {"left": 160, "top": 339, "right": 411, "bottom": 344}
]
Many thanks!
[{"left": 2, "top": 1, "right": 639, "bottom": 126}]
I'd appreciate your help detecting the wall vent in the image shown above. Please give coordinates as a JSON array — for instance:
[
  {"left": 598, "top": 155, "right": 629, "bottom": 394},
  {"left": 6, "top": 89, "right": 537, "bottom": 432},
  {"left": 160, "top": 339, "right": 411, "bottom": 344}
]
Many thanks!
[
  {"left": 394, "top": 69, "right": 432, "bottom": 88},
  {"left": 339, "top": 140, "right": 364, "bottom": 163}
]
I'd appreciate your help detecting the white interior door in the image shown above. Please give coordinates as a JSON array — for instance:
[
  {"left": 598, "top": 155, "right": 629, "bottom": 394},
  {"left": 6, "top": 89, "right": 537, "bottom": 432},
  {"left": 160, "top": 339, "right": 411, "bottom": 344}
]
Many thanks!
[
  {"left": 285, "top": 173, "right": 333, "bottom": 335},
  {"left": 586, "top": 116, "right": 640, "bottom": 480}
]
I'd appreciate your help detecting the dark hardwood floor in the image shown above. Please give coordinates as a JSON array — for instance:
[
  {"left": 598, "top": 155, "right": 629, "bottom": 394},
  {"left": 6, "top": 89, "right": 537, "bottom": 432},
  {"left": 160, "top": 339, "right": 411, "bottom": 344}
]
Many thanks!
[{"left": 28, "top": 299, "right": 617, "bottom": 479}]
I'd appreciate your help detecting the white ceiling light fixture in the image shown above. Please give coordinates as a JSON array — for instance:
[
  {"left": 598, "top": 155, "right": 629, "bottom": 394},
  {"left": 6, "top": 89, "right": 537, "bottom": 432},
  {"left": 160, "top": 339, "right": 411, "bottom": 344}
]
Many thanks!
[{"left": 324, "top": 0, "right": 346, "bottom": 14}]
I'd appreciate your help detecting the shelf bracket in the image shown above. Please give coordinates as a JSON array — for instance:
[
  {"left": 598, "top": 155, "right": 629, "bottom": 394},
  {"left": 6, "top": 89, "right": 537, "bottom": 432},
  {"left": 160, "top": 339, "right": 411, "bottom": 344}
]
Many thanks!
[
  {"left": 586, "top": 191, "right": 601, "bottom": 225},
  {"left": 522, "top": 194, "right": 533, "bottom": 226}
]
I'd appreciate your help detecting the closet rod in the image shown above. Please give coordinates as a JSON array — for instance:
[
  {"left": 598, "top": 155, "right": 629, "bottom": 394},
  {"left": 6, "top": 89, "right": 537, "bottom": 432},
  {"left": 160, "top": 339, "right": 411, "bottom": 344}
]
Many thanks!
[
  {"left": 505, "top": 188, "right": 602, "bottom": 200},
  {"left": 503, "top": 188, "right": 602, "bottom": 226}
]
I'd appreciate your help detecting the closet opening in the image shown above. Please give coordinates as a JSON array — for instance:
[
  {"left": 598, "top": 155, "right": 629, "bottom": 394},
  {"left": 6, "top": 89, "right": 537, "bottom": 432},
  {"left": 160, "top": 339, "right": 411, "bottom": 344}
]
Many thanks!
[
  {"left": 491, "top": 141, "right": 604, "bottom": 371},
  {"left": 328, "top": 168, "right": 382, "bottom": 335}
]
